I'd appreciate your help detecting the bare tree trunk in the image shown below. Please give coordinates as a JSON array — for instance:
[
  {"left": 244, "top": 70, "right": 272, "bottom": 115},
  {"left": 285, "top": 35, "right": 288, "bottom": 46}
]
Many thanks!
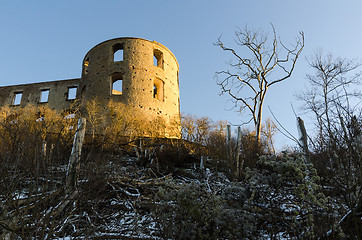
[
  {"left": 297, "top": 117, "right": 309, "bottom": 162},
  {"left": 255, "top": 89, "right": 263, "bottom": 145},
  {"left": 255, "top": 105, "right": 262, "bottom": 145},
  {"left": 235, "top": 126, "right": 242, "bottom": 178},
  {"left": 200, "top": 155, "right": 205, "bottom": 170},
  {"left": 226, "top": 124, "right": 232, "bottom": 164},
  {"left": 41, "top": 140, "right": 47, "bottom": 161},
  {"left": 66, "top": 117, "right": 86, "bottom": 194},
  {"left": 255, "top": 85, "right": 267, "bottom": 145}
]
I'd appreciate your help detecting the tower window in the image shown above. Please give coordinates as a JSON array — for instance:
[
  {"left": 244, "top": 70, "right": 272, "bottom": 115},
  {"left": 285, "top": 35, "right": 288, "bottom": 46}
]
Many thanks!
[
  {"left": 39, "top": 89, "right": 50, "bottom": 103},
  {"left": 84, "top": 57, "right": 89, "bottom": 74},
  {"left": 153, "top": 49, "right": 163, "bottom": 69},
  {"left": 13, "top": 92, "right": 23, "bottom": 106},
  {"left": 111, "top": 73, "right": 123, "bottom": 95},
  {"left": 113, "top": 43, "right": 124, "bottom": 62},
  {"left": 153, "top": 78, "right": 164, "bottom": 101},
  {"left": 67, "top": 86, "right": 77, "bottom": 100}
]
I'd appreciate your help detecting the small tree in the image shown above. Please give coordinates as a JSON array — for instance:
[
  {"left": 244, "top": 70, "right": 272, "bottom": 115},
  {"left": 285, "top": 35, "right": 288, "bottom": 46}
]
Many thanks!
[
  {"left": 261, "top": 118, "right": 278, "bottom": 154},
  {"left": 85, "top": 98, "right": 105, "bottom": 140},
  {"left": 215, "top": 25, "right": 304, "bottom": 144}
]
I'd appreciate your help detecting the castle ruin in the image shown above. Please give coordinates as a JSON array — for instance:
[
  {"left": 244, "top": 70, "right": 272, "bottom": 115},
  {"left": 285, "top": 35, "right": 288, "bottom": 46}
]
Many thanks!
[{"left": 0, "top": 38, "right": 181, "bottom": 138}]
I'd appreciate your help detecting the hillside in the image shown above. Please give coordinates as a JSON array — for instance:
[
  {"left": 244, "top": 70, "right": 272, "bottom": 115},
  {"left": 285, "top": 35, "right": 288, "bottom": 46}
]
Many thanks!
[{"left": 0, "top": 105, "right": 361, "bottom": 239}]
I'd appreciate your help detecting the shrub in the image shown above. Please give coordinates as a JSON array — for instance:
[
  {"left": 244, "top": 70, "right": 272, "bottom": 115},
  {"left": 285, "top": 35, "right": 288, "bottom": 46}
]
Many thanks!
[
  {"left": 154, "top": 182, "right": 228, "bottom": 240},
  {"left": 244, "top": 153, "right": 330, "bottom": 239}
]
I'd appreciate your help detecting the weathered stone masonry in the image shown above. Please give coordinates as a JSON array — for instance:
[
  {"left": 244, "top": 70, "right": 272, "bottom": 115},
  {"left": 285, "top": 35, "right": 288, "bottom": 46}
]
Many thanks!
[
  {"left": 0, "top": 37, "right": 181, "bottom": 138},
  {"left": 0, "top": 78, "right": 81, "bottom": 109}
]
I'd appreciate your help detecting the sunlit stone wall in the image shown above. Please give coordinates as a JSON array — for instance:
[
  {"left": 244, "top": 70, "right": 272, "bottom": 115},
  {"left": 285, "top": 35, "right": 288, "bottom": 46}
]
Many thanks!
[{"left": 79, "top": 38, "right": 180, "bottom": 138}]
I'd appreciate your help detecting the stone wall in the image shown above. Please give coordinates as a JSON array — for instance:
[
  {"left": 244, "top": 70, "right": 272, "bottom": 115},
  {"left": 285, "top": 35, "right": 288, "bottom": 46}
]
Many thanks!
[{"left": 0, "top": 78, "right": 80, "bottom": 110}]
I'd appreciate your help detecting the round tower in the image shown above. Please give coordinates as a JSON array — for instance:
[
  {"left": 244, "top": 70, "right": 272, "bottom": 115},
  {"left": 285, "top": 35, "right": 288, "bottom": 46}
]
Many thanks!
[{"left": 78, "top": 37, "right": 180, "bottom": 138}]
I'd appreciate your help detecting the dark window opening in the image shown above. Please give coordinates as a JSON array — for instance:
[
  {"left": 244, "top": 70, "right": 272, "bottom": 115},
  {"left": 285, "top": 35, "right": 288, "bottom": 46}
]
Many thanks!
[
  {"left": 13, "top": 92, "right": 23, "bottom": 106},
  {"left": 153, "top": 78, "right": 164, "bottom": 101},
  {"left": 40, "top": 89, "right": 50, "bottom": 103},
  {"left": 113, "top": 43, "right": 124, "bottom": 62},
  {"left": 153, "top": 49, "right": 163, "bottom": 69},
  {"left": 84, "top": 57, "right": 89, "bottom": 74},
  {"left": 177, "top": 71, "right": 179, "bottom": 86},
  {"left": 67, "top": 86, "right": 77, "bottom": 100},
  {"left": 111, "top": 72, "right": 123, "bottom": 95}
]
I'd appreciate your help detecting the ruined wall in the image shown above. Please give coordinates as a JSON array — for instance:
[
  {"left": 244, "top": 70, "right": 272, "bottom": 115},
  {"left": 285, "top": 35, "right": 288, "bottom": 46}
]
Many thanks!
[
  {"left": 0, "top": 78, "right": 80, "bottom": 111},
  {"left": 0, "top": 37, "right": 181, "bottom": 138}
]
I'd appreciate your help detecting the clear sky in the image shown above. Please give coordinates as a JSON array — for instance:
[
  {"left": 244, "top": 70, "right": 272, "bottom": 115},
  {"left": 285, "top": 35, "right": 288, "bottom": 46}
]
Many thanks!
[{"left": 1, "top": 0, "right": 361, "bottom": 149}]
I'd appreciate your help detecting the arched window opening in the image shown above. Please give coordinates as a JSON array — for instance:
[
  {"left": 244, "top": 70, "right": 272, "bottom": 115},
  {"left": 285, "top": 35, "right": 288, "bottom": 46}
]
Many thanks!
[
  {"left": 81, "top": 86, "right": 86, "bottom": 99},
  {"left": 13, "top": 92, "right": 23, "bottom": 106},
  {"left": 111, "top": 72, "right": 123, "bottom": 95},
  {"left": 40, "top": 89, "right": 50, "bottom": 103},
  {"left": 153, "top": 49, "right": 163, "bottom": 69},
  {"left": 113, "top": 43, "right": 124, "bottom": 62},
  {"left": 153, "top": 78, "right": 164, "bottom": 101},
  {"left": 67, "top": 86, "right": 77, "bottom": 100},
  {"left": 112, "top": 80, "right": 123, "bottom": 95}
]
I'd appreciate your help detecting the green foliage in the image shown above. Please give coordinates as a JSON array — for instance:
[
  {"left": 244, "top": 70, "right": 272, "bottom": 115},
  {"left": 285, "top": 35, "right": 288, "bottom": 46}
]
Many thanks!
[
  {"left": 152, "top": 153, "right": 334, "bottom": 239},
  {"left": 155, "top": 182, "right": 231, "bottom": 240},
  {"left": 244, "top": 153, "right": 329, "bottom": 239}
]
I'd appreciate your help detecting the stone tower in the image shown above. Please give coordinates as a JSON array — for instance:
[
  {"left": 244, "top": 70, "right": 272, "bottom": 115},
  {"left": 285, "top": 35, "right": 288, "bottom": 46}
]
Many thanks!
[{"left": 79, "top": 37, "right": 181, "bottom": 138}]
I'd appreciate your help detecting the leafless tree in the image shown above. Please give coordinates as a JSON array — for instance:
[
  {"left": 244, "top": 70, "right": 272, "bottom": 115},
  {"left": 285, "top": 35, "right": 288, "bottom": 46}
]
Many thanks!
[
  {"left": 215, "top": 25, "right": 304, "bottom": 143},
  {"left": 298, "top": 51, "right": 361, "bottom": 148},
  {"left": 297, "top": 51, "right": 362, "bottom": 238}
]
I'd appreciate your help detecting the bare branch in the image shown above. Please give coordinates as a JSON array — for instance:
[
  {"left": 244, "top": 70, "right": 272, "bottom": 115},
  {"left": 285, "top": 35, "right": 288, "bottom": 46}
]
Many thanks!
[{"left": 215, "top": 25, "right": 304, "bottom": 142}]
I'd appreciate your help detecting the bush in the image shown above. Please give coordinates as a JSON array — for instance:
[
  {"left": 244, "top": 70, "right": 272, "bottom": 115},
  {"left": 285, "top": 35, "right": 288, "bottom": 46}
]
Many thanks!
[
  {"left": 244, "top": 153, "right": 330, "bottom": 239},
  {"left": 154, "top": 182, "right": 230, "bottom": 240}
]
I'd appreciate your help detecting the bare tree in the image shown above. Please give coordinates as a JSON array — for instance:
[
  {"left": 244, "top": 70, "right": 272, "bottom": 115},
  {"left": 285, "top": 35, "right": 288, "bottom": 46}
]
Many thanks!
[
  {"left": 298, "top": 51, "right": 362, "bottom": 238},
  {"left": 215, "top": 25, "right": 304, "bottom": 143},
  {"left": 298, "top": 51, "right": 361, "bottom": 148}
]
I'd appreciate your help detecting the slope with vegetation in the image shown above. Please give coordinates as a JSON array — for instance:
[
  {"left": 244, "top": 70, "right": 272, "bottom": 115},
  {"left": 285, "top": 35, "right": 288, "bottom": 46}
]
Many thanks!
[{"left": 0, "top": 98, "right": 360, "bottom": 239}]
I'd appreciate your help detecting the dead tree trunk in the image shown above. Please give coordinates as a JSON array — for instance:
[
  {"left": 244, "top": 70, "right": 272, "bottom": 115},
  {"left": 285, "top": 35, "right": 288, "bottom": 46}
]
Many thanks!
[
  {"left": 66, "top": 117, "right": 86, "bottom": 194},
  {"left": 297, "top": 117, "right": 309, "bottom": 163},
  {"left": 226, "top": 124, "right": 232, "bottom": 162},
  {"left": 235, "top": 126, "right": 242, "bottom": 178}
]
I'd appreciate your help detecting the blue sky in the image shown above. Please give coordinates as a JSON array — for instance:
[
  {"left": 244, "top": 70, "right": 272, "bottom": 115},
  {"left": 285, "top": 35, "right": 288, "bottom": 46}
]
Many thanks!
[{"left": 1, "top": 0, "right": 361, "bottom": 149}]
